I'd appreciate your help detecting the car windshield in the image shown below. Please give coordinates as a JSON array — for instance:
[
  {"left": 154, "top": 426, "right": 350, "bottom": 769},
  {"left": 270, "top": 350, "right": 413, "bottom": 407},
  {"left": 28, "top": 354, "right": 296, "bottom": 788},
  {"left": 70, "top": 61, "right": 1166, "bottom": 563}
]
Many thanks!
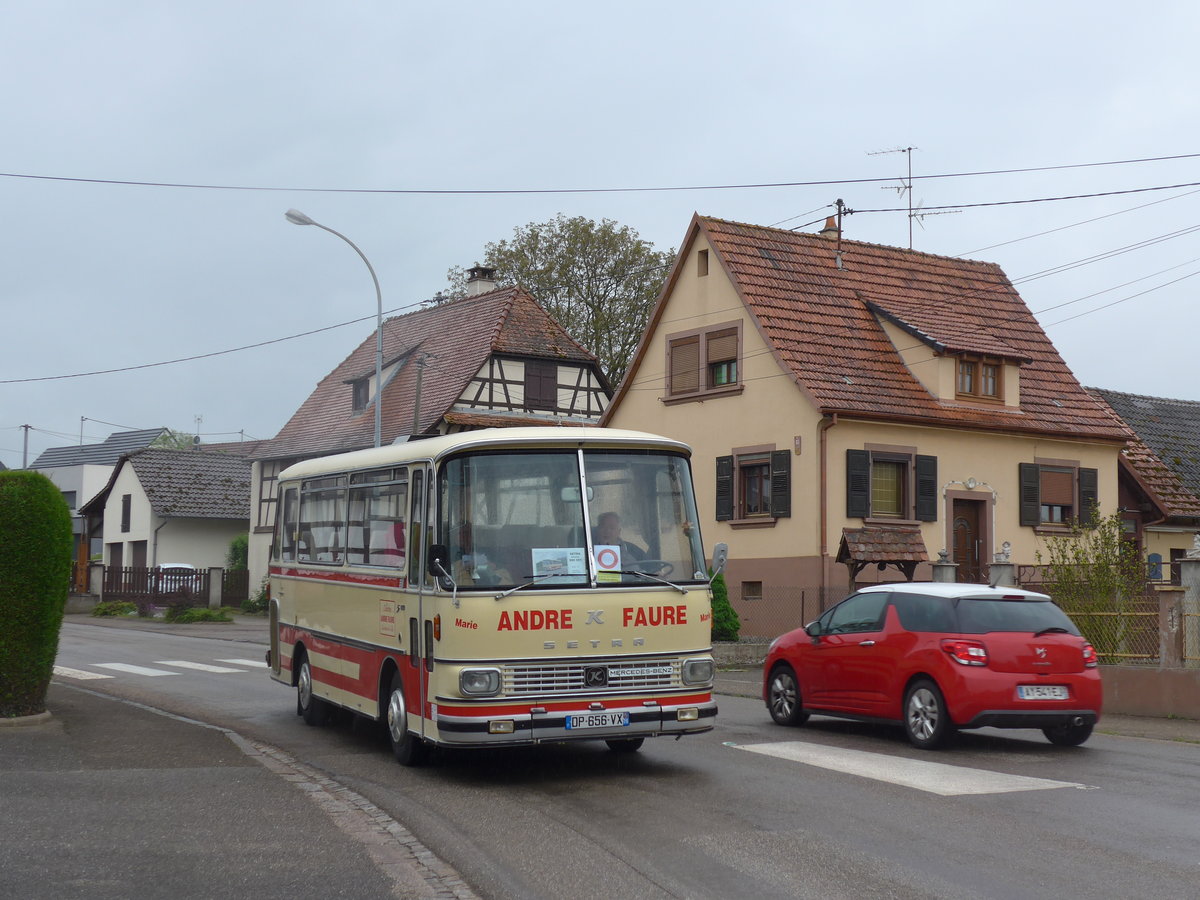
[{"left": 953, "top": 598, "right": 1081, "bottom": 635}]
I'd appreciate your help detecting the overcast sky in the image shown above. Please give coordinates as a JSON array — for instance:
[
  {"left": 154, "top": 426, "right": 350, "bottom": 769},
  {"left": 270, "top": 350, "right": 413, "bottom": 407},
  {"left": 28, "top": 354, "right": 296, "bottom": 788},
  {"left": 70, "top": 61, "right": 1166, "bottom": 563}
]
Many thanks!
[{"left": 4, "top": 2, "right": 1199, "bottom": 469}]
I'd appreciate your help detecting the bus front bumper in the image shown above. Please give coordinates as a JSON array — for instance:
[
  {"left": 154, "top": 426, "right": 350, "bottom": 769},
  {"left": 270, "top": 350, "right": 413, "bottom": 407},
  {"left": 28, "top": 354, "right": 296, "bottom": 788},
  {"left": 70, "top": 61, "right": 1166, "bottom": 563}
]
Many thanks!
[{"left": 433, "top": 696, "right": 717, "bottom": 747}]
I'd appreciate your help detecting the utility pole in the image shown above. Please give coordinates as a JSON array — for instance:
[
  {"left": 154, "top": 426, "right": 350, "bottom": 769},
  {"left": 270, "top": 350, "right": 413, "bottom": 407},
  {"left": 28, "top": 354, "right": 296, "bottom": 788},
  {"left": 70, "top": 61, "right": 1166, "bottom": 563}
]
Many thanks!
[{"left": 22, "top": 424, "right": 31, "bottom": 469}]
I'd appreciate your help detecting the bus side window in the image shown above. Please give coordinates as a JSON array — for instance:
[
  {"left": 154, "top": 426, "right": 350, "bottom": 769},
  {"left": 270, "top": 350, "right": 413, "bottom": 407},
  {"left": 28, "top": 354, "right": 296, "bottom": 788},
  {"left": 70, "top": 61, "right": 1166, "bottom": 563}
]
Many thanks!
[
  {"left": 409, "top": 470, "right": 424, "bottom": 585},
  {"left": 279, "top": 487, "right": 298, "bottom": 562},
  {"left": 409, "top": 618, "right": 420, "bottom": 668},
  {"left": 424, "top": 619, "right": 435, "bottom": 672}
]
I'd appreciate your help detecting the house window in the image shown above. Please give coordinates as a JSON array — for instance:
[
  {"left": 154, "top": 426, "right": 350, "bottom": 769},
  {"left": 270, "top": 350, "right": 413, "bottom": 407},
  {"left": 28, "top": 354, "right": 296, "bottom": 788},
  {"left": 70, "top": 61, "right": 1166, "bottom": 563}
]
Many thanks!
[
  {"left": 742, "top": 581, "right": 763, "bottom": 602},
  {"left": 956, "top": 356, "right": 1003, "bottom": 401},
  {"left": 1018, "top": 462, "right": 1098, "bottom": 527},
  {"left": 351, "top": 378, "right": 369, "bottom": 412},
  {"left": 716, "top": 449, "right": 790, "bottom": 523},
  {"left": 258, "top": 460, "right": 296, "bottom": 530},
  {"left": 667, "top": 321, "right": 742, "bottom": 400},
  {"left": 120, "top": 494, "right": 132, "bottom": 533},
  {"left": 61, "top": 491, "right": 77, "bottom": 510},
  {"left": 847, "top": 449, "right": 938, "bottom": 522},
  {"left": 697, "top": 249, "right": 709, "bottom": 276},
  {"left": 524, "top": 360, "right": 558, "bottom": 411}
]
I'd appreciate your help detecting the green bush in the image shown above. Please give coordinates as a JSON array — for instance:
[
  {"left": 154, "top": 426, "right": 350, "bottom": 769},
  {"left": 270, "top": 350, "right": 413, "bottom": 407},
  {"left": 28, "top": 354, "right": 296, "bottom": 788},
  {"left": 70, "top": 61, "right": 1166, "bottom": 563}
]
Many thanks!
[
  {"left": 92, "top": 601, "right": 138, "bottom": 617},
  {"left": 0, "top": 471, "right": 73, "bottom": 717},
  {"left": 241, "top": 577, "right": 270, "bottom": 615},
  {"left": 709, "top": 571, "right": 740, "bottom": 641},
  {"left": 165, "top": 607, "right": 232, "bottom": 624},
  {"left": 226, "top": 533, "right": 248, "bottom": 571}
]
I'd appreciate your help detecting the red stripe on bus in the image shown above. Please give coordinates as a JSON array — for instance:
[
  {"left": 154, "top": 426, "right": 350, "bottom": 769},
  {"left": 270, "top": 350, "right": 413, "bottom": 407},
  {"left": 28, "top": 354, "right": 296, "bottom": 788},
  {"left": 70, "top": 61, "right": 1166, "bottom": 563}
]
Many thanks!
[
  {"left": 270, "top": 565, "right": 403, "bottom": 589},
  {"left": 436, "top": 693, "right": 713, "bottom": 717}
]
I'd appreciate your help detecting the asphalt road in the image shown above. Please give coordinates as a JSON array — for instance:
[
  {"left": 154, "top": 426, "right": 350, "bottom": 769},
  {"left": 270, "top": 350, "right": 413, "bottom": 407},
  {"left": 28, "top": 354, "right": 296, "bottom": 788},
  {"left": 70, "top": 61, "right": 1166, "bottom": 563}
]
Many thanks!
[{"left": 38, "top": 619, "right": 1200, "bottom": 899}]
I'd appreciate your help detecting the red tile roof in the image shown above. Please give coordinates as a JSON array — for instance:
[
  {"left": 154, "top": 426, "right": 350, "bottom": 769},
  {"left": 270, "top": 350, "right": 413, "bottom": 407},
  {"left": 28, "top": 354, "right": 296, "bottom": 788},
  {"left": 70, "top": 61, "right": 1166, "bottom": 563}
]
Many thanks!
[
  {"left": 619, "top": 215, "right": 1125, "bottom": 441},
  {"left": 837, "top": 525, "right": 929, "bottom": 563},
  {"left": 257, "top": 287, "right": 601, "bottom": 459}
]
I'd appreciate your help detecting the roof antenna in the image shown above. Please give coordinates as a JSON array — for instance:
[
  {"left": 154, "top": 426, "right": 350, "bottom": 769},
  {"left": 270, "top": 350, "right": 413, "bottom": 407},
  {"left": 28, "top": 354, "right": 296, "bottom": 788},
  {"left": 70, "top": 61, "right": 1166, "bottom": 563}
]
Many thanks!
[
  {"left": 835, "top": 198, "right": 845, "bottom": 269},
  {"left": 868, "top": 146, "right": 918, "bottom": 248}
]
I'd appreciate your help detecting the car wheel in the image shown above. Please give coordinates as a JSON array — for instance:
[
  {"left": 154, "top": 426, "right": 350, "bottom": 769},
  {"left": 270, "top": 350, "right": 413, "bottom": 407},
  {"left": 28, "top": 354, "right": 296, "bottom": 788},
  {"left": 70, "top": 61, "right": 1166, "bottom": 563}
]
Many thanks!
[
  {"left": 605, "top": 738, "right": 644, "bottom": 753},
  {"left": 1043, "top": 720, "right": 1094, "bottom": 747},
  {"left": 296, "top": 652, "right": 330, "bottom": 726},
  {"left": 385, "top": 671, "right": 429, "bottom": 766},
  {"left": 904, "top": 679, "right": 953, "bottom": 750},
  {"left": 766, "top": 664, "right": 809, "bottom": 726}
]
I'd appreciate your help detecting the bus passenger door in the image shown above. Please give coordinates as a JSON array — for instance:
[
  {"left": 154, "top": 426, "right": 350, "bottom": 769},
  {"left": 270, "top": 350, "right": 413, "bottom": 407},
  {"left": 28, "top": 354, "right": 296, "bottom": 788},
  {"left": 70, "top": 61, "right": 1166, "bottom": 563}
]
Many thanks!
[{"left": 403, "top": 466, "right": 431, "bottom": 737}]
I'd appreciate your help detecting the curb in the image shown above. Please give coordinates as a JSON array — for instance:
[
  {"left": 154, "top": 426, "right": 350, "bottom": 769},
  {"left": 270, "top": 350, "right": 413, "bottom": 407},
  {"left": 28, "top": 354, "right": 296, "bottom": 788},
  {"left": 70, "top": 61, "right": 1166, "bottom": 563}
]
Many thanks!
[{"left": 0, "top": 710, "right": 53, "bottom": 728}]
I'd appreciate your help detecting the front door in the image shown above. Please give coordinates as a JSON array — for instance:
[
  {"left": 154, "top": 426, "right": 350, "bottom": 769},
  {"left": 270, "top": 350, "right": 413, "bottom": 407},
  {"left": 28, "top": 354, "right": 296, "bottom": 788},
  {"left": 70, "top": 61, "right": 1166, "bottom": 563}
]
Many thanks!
[{"left": 952, "top": 499, "right": 983, "bottom": 582}]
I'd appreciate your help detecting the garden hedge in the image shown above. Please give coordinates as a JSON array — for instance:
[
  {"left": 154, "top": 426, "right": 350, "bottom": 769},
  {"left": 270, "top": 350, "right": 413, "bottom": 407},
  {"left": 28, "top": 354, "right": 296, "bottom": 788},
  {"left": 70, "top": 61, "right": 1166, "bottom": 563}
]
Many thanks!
[{"left": 0, "top": 470, "right": 73, "bottom": 717}]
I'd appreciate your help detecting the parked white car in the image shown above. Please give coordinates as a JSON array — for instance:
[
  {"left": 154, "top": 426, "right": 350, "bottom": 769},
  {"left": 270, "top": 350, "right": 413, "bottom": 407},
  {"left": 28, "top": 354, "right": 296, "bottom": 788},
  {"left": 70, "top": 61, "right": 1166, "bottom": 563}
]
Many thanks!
[{"left": 153, "top": 564, "right": 203, "bottom": 593}]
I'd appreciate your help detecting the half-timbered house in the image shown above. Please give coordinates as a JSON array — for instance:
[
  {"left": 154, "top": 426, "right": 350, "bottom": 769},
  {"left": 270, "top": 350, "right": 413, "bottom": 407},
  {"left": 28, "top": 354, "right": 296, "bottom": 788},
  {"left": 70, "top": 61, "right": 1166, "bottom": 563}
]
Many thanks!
[{"left": 246, "top": 270, "right": 612, "bottom": 584}]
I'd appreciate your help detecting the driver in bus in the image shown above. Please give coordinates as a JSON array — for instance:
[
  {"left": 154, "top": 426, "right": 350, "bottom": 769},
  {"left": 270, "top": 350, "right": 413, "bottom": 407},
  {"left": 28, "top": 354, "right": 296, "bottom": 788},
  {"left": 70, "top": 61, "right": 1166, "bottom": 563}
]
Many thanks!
[{"left": 594, "top": 511, "right": 646, "bottom": 564}]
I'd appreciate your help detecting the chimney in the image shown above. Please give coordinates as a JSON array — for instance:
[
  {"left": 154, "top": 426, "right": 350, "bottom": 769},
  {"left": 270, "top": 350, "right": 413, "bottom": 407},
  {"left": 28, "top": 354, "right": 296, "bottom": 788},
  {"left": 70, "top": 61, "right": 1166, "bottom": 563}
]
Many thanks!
[
  {"left": 465, "top": 264, "right": 498, "bottom": 296},
  {"left": 819, "top": 216, "right": 840, "bottom": 240}
]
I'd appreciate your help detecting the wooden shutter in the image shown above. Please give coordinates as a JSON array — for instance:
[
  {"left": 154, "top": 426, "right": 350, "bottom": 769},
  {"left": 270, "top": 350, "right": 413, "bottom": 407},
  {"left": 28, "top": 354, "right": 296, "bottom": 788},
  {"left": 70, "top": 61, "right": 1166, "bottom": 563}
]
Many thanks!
[
  {"left": 770, "top": 450, "right": 791, "bottom": 518},
  {"left": 1078, "top": 467, "right": 1098, "bottom": 525},
  {"left": 670, "top": 338, "right": 700, "bottom": 394},
  {"left": 1019, "top": 463, "right": 1041, "bottom": 527},
  {"left": 847, "top": 450, "right": 870, "bottom": 518},
  {"left": 706, "top": 329, "right": 738, "bottom": 363},
  {"left": 1040, "top": 469, "right": 1074, "bottom": 505},
  {"left": 915, "top": 455, "right": 938, "bottom": 522},
  {"left": 715, "top": 456, "right": 733, "bottom": 521}
]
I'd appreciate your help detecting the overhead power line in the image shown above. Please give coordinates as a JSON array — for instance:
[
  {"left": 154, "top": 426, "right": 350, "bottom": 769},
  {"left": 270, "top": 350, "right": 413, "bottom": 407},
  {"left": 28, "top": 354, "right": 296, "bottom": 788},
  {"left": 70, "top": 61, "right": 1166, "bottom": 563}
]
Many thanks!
[{"left": 3, "top": 152, "right": 1200, "bottom": 196}]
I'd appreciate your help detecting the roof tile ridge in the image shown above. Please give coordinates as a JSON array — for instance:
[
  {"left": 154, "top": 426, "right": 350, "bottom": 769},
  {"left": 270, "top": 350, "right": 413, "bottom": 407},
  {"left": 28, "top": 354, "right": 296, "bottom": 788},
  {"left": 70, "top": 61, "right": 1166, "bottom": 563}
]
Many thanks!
[
  {"left": 1088, "top": 385, "right": 1200, "bottom": 407},
  {"left": 698, "top": 214, "right": 1006, "bottom": 267}
]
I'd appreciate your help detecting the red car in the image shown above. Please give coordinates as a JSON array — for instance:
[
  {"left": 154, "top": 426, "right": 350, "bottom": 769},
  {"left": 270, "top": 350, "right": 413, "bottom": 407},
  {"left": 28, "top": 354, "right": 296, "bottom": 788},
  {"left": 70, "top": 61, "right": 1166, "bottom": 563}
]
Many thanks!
[{"left": 763, "top": 582, "right": 1102, "bottom": 749}]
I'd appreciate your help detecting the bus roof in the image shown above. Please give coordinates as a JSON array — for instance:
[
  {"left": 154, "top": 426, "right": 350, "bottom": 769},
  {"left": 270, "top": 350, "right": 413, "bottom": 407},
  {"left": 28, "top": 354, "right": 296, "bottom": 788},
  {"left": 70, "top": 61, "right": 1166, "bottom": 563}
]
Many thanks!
[{"left": 278, "top": 426, "right": 693, "bottom": 481}]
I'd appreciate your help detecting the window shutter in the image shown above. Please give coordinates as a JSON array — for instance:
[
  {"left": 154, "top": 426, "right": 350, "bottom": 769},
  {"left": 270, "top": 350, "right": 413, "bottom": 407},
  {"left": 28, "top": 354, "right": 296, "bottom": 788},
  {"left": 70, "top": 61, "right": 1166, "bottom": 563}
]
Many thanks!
[
  {"left": 1078, "top": 467, "right": 1098, "bottom": 525},
  {"left": 1019, "top": 463, "right": 1041, "bottom": 527},
  {"left": 915, "top": 455, "right": 938, "bottom": 522},
  {"left": 847, "top": 450, "right": 870, "bottom": 518},
  {"left": 715, "top": 456, "right": 733, "bottom": 521},
  {"left": 770, "top": 450, "right": 791, "bottom": 518},
  {"left": 670, "top": 338, "right": 700, "bottom": 394},
  {"left": 706, "top": 329, "right": 738, "bottom": 363}
]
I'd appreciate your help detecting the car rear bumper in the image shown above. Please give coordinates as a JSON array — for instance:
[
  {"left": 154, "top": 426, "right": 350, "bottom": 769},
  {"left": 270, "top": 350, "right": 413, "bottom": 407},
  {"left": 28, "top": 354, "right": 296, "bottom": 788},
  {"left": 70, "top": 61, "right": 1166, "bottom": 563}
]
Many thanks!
[{"left": 960, "top": 709, "right": 1099, "bottom": 730}]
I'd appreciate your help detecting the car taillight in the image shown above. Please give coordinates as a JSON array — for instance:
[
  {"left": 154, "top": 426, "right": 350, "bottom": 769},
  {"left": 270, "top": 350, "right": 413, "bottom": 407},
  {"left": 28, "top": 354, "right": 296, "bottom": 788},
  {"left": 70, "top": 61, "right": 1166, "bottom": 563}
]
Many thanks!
[
  {"left": 940, "top": 639, "right": 988, "bottom": 666},
  {"left": 1082, "top": 642, "right": 1099, "bottom": 668}
]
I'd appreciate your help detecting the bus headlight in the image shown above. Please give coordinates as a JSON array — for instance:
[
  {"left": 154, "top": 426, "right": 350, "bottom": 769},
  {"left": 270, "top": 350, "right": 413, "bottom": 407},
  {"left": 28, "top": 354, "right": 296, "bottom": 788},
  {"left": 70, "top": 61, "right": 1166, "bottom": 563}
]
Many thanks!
[
  {"left": 459, "top": 668, "right": 502, "bottom": 696},
  {"left": 681, "top": 658, "right": 714, "bottom": 685}
]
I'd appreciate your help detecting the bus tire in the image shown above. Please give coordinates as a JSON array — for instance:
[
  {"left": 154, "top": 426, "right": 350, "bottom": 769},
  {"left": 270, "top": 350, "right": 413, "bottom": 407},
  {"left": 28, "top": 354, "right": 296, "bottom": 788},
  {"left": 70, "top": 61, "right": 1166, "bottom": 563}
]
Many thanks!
[
  {"left": 386, "top": 671, "right": 429, "bottom": 766},
  {"left": 296, "top": 650, "right": 331, "bottom": 726}
]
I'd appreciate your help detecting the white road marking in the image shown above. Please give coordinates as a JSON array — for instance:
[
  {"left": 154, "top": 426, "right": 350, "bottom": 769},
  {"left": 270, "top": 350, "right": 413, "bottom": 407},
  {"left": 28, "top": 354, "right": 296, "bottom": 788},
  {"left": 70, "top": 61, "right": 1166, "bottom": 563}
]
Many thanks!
[
  {"left": 155, "top": 660, "right": 245, "bottom": 674},
  {"left": 216, "top": 658, "right": 267, "bottom": 668},
  {"left": 93, "top": 663, "right": 179, "bottom": 677},
  {"left": 52, "top": 665, "right": 114, "bottom": 681},
  {"left": 734, "top": 741, "right": 1090, "bottom": 796}
]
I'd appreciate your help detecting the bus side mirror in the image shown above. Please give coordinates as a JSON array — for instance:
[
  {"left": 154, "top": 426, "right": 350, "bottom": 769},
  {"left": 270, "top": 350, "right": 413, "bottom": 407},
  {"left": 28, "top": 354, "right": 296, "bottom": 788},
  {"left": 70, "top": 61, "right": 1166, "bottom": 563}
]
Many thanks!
[
  {"left": 709, "top": 543, "right": 728, "bottom": 582},
  {"left": 428, "top": 544, "right": 451, "bottom": 580}
]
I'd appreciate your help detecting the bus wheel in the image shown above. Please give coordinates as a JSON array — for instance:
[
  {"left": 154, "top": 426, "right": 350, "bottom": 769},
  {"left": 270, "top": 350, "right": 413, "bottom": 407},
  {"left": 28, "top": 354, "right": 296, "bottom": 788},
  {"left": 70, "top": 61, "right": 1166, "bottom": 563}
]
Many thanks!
[
  {"left": 605, "top": 738, "right": 644, "bottom": 753},
  {"left": 386, "top": 671, "right": 429, "bottom": 766},
  {"left": 296, "top": 651, "right": 330, "bottom": 726}
]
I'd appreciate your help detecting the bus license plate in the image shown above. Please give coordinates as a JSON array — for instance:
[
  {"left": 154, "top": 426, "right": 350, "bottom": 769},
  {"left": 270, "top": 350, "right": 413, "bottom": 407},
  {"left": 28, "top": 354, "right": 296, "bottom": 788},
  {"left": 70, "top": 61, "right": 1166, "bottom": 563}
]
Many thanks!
[
  {"left": 1018, "top": 684, "right": 1068, "bottom": 700},
  {"left": 565, "top": 712, "right": 630, "bottom": 730}
]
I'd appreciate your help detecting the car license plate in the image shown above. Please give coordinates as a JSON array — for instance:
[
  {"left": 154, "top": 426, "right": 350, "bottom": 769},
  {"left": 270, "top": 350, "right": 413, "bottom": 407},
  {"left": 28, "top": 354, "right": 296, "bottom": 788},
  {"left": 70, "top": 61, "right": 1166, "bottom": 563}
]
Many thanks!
[
  {"left": 564, "top": 712, "right": 630, "bottom": 729},
  {"left": 1018, "top": 684, "right": 1069, "bottom": 700}
]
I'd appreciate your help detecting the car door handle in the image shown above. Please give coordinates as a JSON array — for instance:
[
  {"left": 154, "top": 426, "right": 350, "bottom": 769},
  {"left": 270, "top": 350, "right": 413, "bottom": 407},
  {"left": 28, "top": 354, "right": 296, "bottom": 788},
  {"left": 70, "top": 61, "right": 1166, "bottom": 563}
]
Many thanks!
[{"left": 858, "top": 640, "right": 875, "bottom": 646}]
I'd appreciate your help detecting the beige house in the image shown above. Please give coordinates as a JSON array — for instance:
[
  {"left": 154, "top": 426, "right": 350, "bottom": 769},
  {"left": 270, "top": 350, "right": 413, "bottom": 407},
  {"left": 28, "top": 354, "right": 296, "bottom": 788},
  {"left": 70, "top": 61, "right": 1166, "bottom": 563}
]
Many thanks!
[{"left": 603, "top": 215, "right": 1127, "bottom": 636}]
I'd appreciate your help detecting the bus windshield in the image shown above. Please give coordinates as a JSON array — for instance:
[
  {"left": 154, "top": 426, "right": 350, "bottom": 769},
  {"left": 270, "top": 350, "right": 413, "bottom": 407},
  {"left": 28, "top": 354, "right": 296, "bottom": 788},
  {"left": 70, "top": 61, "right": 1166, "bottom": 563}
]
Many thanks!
[{"left": 439, "top": 449, "right": 706, "bottom": 589}]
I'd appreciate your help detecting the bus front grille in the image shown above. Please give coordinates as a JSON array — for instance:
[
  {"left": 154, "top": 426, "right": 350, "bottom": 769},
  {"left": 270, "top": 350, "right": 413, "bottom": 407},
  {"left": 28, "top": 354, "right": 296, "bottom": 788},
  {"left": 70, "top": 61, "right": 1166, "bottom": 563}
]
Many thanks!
[{"left": 504, "top": 658, "right": 680, "bottom": 695}]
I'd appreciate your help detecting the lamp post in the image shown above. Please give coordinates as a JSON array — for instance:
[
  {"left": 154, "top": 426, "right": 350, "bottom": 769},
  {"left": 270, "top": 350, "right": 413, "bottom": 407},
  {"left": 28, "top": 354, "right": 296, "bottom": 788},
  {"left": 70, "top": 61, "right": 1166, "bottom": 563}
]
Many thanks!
[{"left": 285, "top": 209, "right": 384, "bottom": 448}]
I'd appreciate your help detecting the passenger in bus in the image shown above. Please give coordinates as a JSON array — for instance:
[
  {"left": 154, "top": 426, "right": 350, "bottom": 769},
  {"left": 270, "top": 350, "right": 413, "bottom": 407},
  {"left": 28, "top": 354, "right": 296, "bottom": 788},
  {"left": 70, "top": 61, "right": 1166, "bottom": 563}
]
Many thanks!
[{"left": 594, "top": 511, "right": 645, "bottom": 564}]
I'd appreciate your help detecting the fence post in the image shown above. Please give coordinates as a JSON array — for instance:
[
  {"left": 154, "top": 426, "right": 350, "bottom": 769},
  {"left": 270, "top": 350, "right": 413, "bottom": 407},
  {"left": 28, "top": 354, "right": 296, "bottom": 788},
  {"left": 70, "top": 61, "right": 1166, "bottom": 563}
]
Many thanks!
[
  {"left": 1159, "top": 591, "right": 1183, "bottom": 668},
  {"left": 208, "top": 567, "right": 223, "bottom": 610},
  {"left": 90, "top": 563, "right": 105, "bottom": 601},
  {"left": 1180, "top": 546, "right": 1200, "bottom": 669},
  {"left": 931, "top": 549, "right": 958, "bottom": 583}
]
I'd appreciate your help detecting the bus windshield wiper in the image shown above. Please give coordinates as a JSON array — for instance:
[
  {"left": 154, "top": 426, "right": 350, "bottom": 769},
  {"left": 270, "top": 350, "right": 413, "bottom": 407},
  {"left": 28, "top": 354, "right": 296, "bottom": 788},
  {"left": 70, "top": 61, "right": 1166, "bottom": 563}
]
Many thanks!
[
  {"left": 494, "top": 572, "right": 587, "bottom": 600},
  {"left": 616, "top": 570, "right": 688, "bottom": 595}
]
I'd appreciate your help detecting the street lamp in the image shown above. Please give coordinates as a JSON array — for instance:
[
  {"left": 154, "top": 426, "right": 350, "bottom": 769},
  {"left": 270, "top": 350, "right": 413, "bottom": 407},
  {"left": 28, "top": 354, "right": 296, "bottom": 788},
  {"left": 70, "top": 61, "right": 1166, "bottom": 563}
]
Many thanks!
[{"left": 284, "top": 209, "right": 384, "bottom": 448}]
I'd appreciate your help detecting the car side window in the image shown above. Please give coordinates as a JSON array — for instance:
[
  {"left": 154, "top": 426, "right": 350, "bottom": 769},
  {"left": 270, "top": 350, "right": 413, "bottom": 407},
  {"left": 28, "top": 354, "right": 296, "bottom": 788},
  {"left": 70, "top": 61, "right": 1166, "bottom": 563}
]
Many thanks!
[
  {"left": 891, "top": 593, "right": 956, "bottom": 632},
  {"left": 825, "top": 591, "right": 889, "bottom": 634}
]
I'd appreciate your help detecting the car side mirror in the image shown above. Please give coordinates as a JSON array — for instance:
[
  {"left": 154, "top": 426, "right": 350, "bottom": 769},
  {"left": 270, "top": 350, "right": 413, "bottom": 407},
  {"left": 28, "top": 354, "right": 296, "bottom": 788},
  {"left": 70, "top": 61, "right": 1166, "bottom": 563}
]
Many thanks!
[
  {"left": 709, "top": 543, "right": 729, "bottom": 581},
  {"left": 804, "top": 621, "right": 822, "bottom": 639},
  {"left": 428, "top": 543, "right": 451, "bottom": 582}
]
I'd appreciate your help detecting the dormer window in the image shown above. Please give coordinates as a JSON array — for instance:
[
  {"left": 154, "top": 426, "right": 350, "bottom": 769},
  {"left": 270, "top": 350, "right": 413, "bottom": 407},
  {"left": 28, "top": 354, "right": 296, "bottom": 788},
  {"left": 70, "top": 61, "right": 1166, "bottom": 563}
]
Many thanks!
[
  {"left": 352, "top": 378, "right": 369, "bottom": 412},
  {"left": 956, "top": 355, "right": 1002, "bottom": 402}
]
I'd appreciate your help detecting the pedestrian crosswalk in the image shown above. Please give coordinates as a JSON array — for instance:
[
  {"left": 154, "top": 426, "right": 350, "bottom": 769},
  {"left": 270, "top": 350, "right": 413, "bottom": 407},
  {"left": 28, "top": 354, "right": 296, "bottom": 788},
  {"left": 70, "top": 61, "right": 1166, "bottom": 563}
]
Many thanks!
[{"left": 54, "top": 657, "right": 267, "bottom": 681}]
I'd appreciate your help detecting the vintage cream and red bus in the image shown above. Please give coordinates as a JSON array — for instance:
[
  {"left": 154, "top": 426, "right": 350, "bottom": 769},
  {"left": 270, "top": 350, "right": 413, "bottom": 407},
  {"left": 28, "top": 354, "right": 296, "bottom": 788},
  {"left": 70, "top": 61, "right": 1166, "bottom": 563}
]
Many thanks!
[{"left": 267, "top": 427, "right": 727, "bottom": 765}]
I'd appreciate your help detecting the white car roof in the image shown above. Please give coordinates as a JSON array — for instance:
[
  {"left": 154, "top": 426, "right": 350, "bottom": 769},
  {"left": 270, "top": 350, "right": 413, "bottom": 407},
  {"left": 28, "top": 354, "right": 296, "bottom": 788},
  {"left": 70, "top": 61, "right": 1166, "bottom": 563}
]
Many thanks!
[{"left": 854, "top": 582, "right": 1051, "bottom": 602}]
